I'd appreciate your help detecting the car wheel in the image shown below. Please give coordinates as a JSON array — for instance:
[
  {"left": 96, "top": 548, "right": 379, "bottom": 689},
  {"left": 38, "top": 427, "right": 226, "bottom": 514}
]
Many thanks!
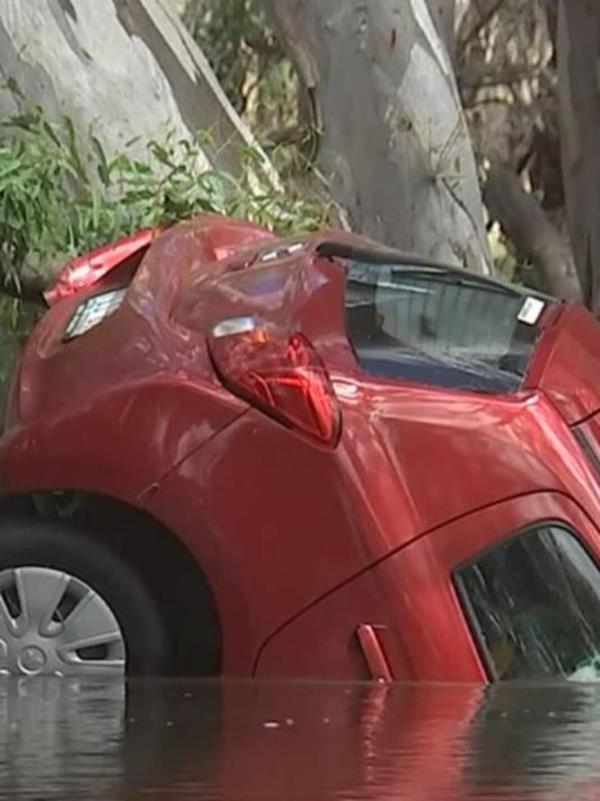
[{"left": 0, "top": 518, "right": 169, "bottom": 677}]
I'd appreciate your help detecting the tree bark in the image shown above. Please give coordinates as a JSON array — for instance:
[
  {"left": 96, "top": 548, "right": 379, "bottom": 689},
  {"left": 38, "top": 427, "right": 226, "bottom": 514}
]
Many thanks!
[
  {"left": 557, "top": 0, "right": 600, "bottom": 313},
  {"left": 264, "top": 0, "right": 491, "bottom": 274},
  {"left": 484, "top": 163, "right": 581, "bottom": 301},
  {"left": 427, "top": 0, "right": 456, "bottom": 56},
  {"left": 0, "top": 0, "right": 275, "bottom": 181}
]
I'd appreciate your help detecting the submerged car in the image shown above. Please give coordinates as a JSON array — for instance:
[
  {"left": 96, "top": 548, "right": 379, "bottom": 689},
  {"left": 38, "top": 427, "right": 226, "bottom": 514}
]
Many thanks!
[{"left": 2, "top": 213, "right": 600, "bottom": 682}]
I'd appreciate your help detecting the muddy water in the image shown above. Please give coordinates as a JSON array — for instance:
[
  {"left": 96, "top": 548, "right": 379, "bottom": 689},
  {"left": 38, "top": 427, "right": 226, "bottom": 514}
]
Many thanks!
[{"left": 2, "top": 679, "right": 600, "bottom": 800}]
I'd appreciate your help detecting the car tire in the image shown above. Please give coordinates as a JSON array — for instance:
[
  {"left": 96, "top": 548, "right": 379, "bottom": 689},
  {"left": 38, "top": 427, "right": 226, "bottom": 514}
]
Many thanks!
[{"left": 0, "top": 518, "right": 169, "bottom": 676}]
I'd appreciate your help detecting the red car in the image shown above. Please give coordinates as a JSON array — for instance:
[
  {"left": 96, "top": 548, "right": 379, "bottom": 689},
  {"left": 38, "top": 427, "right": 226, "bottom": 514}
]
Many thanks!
[{"left": 2, "top": 213, "right": 600, "bottom": 682}]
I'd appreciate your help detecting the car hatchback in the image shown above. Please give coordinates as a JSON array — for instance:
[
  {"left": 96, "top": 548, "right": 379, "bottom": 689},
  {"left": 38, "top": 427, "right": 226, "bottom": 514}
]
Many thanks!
[{"left": 1, "top": 213, "right": 600, "bottom": 683}]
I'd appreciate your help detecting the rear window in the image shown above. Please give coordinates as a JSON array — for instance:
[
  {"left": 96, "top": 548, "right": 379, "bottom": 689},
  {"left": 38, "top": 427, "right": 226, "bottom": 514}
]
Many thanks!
[{"left": 345, "top": 261, "right": 549, "bottom": 393}]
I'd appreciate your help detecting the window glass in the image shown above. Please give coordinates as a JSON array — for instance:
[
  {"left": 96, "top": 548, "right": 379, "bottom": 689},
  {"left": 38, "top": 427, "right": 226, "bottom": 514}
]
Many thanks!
[
  {"left": 456, "top": 526, "right": 600, "bottom": 681},
  {"left": 345, "top": 262, "right": 549, "bottom": 392}
]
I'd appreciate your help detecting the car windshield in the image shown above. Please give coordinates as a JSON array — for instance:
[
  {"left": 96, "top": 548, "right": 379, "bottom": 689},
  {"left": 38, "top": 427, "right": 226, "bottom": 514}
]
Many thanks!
[{"left": 345, "top": 261, "right": 551, "bottom": 393}]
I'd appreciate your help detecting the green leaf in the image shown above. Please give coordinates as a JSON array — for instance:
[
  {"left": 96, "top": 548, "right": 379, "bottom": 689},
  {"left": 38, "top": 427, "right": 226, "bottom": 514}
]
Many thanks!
[
  {"left": 42, "top": 121, "right": 62, "bottom": 148},
  {"left": 4, "top": 76, "right": 25, "bottom": 100},
  {"left": 91, "top": 137, "right": 110, "bottom": 187}
]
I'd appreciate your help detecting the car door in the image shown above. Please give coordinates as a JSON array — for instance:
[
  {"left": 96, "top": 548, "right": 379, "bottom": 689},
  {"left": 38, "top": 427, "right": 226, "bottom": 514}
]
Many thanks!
[{"left": 371, "top": 491, "right": 600, "bottom": 683}]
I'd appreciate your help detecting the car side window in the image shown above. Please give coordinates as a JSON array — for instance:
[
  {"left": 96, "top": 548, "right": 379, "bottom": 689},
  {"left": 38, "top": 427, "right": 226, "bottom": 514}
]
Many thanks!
[{"left": 455, "top": 525, "right": 600, "bottom": 681}]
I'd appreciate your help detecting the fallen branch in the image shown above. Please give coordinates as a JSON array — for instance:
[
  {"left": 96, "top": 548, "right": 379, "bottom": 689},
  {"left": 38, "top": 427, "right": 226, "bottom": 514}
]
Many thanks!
[{"left": 484, "top": 162, "right": 581, "bottom": 301}]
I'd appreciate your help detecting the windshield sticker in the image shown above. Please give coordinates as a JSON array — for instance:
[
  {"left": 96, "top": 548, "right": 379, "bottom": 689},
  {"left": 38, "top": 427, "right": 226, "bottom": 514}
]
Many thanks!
[{"left": 517, "top": 297, "right": 545, "bottom": 326}]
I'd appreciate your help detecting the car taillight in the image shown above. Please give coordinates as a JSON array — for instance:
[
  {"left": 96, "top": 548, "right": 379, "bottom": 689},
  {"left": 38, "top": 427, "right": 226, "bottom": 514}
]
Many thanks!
[{"left": 208, "top": 317, "right": 341, "bottom": 446}]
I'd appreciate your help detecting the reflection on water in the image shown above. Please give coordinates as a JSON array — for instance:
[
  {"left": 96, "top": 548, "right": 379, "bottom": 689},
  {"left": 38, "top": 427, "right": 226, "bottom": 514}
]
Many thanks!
[{"left": 3, "top": 679, "right": 600, "bottom": 800}]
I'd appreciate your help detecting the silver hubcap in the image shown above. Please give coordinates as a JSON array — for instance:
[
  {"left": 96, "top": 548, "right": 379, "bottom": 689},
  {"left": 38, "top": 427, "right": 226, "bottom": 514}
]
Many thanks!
[{"left": 0, "top": 567, "right": 125, "bottom": 676}]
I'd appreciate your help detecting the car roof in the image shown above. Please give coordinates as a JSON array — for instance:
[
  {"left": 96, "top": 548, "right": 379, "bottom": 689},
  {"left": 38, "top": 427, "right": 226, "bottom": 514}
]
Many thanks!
[
  {"left": 253, "top": 227, "right": 543, "bottom": 301},
  {"left": 144, "top": 215, "right": 548, "bottom": 305}
]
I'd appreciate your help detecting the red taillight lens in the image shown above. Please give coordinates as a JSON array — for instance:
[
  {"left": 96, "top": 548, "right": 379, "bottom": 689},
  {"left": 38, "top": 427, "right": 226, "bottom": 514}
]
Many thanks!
[{"left": 208, "top": 319, "right": 341, "bottom": 445}]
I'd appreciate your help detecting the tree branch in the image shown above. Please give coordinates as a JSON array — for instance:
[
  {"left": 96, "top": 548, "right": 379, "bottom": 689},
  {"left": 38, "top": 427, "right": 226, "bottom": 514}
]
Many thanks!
[
  {"left": 484, "top": 162, "right": 581, "bottom": 301},
  {"left": 459, "top": 63, "right": 545, "bottom": 89},
  {"left": 459, "top": 0, "right": 505, "bottom": 49}
]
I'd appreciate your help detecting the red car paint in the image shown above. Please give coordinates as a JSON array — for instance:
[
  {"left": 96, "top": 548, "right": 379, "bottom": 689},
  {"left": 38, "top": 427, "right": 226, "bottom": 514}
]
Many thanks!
[
  {"left": 43, "top": 227, "right": 157, "bottom": 306},
  {"left": 4, "top": 212, "right": 600, "bottom": 682}
]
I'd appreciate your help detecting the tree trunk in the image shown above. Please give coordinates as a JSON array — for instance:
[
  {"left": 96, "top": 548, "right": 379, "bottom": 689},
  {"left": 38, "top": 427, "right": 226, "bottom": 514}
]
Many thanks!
[
  {"left": 427, "top": 0, "right": 456, "bottom": 55},
  {"left": 264, "top": 0, "right": 491, "bottom": 274},
  {"left": 484, "top": 163, "right": 581, "bottom": 301},
  {"left": 0, "top": 0, "right": 275, "bottom": 181},
  {"left": 557, "top": 0, "right": 600, "bottom": 313}
]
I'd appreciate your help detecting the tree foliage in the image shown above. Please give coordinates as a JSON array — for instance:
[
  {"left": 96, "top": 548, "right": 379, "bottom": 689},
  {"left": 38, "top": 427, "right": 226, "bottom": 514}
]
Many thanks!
[
  {"left": 184, "top": 0, "right": 306, "bottom": 176},
  {"left": 0, "top": 106, "right": 331, "bottom": 295},
  {"left": 0, "top": 101, "right": 332, "bottom": 395},
  {"left": 0, "top": 0, "right": 598, "bottom": 308}
]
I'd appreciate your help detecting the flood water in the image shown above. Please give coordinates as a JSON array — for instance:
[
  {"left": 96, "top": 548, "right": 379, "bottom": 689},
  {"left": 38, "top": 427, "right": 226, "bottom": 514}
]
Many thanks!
[{"left": 3, "top": 679, "right": 600, "bottom": 800}]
